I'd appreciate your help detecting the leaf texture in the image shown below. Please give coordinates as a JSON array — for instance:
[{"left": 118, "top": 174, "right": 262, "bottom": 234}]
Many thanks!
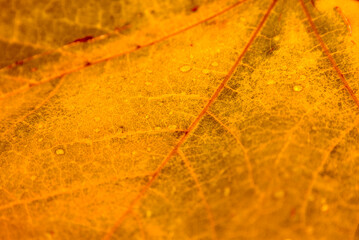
[{"left": 1, "top": 0, "right": 359, "bottom": 239}]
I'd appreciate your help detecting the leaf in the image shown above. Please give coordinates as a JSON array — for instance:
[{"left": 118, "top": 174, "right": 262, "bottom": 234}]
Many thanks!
[{"left": 1, "top": 0, "right": 359, "bottom": 239}]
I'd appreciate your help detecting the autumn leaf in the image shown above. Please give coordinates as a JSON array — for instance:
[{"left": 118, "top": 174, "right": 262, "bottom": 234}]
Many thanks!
[{"left": 1, "top": 0, "right": 359, "bottom": 239}]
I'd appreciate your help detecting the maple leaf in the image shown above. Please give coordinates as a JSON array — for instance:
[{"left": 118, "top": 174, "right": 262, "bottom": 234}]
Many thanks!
[{"left": 1, "top": 0, "right": 359, "bottom": 239}]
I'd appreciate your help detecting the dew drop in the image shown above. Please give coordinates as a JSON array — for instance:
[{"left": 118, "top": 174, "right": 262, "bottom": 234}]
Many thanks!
[
  {"left": 224, "top": 187, "right": 231, "bottom": 197},
  {"left": 274, "top": 190, "right": 285, "bottom": 199},
  {"left": 293, "top": 85, "right": 303, "bottom": 92},
  {"left": 306, "top": 226, "right": 314, "bottom": 235},
  {"left": 55, "top": 148, "right": 65, "bottom": 155},
  {"left": 267, "top": 80, "right": 275, "bottom": 85},
  {"left": 321, "top": 204, "right": 329, "bottom": 212},
  {"left": 168, "top": 125, "right": 177, "bottom": 130},
  {"left": 180, "top": 65, "right": 192, "bottom": 73},
  {"left": 211, "top": 62, "right": 218, "bottom": 67},
  {"left": 202, "top": 69, "right": 210, "bottom": 74}
]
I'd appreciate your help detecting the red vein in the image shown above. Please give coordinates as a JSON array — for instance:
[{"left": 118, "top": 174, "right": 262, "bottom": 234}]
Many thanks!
[
  {"left": 0, "top": 1, "right": 247, "bottom": 101},
  {"left": 334, "top": 6, "right": 352, "bottom": 36},
  {"left": 1, "top": 24, "right": 131, "bottom": 71},
  {"left": 102, "top": 1, "right": 278, "bottom": 239},
  {"left": 299, "top": 0, "right": 359, "bottom": 109},
  {"left": 178, "top": 150, "right": 217, "bottom": 240}
]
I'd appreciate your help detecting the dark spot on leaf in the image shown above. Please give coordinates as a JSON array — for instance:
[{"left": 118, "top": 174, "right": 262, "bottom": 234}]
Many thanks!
[
  {"left": 69, "top": 36, "right": 94, "bottom": 44},
  {"left": 15, "top": 60, "right": 24, "bottom": 65},
  {"left": 191, "top": 6, "right": 199, "bottom": 12}
]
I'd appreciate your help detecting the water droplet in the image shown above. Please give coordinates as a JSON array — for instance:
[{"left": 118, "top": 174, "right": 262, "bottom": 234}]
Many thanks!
[
  {"left": 202, "top": 69, "right": 210, "bottom": 74},
  {"left": 274, "top": 190, "right": 285, "bottom": 199},
  {"left": 224, "top": 187, "right": 231, "bottom": 197},
  {"left": 146, "top": 210, "right": 152, "bottom": 218},
  {"left": 321, "top": 204, "right": 329, "bottom": 212},
  {"left": 180, "top": 65, "right": 192, "bottom": 73},
  {"left": 267, "top": 80, "right": 275, "bottom": 85},
  {"left": 55, "top": 149, "right": 65, "bottom": 155},
  {"left": 293, "top": 85, "right": 303, "bottom": 92},
  {"left": 211, "top": 62, "right": 218, "bottom": 67},
  {"left": 306, "top": 226, "right": 313, "bottom": 234},
  {"left": 145, "top": 115, "right": 149, "bottom": 119}
]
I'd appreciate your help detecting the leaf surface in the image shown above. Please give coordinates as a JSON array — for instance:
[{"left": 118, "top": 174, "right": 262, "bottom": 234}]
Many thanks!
[{"left": 1, "top": 0, "right": 359, "bottom": 239}]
